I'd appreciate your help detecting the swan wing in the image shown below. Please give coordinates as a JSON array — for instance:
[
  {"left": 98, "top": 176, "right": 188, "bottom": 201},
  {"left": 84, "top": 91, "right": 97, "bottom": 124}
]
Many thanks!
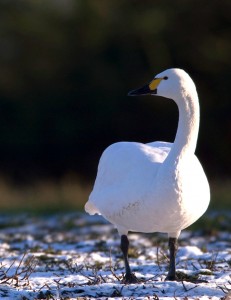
[{"left": 86, "top": 141, "right": 171, "bottom": 218}]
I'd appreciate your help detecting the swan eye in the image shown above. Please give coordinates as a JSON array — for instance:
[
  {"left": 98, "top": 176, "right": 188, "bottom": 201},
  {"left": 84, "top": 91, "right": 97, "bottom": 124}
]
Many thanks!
[{"left": 163, "top": 76, "right": 168, "bottom": 80}]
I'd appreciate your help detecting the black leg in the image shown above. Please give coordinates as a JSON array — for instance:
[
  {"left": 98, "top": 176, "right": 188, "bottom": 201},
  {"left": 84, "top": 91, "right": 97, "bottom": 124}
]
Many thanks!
[
  {"left": 165, "top": 237, "right": 178, "bottom": 281},
  {"left": 120, "top": 235, "right": 139, "bottom": 283}
]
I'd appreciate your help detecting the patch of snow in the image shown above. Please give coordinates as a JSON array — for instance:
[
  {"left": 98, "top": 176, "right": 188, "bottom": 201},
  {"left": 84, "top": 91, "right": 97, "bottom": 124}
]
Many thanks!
[
  {"left": 0, "top": 212, "right": 230, "bottom": 299},
  {"left": 178, "top": 245, "right": 203, "bottom": 258}
]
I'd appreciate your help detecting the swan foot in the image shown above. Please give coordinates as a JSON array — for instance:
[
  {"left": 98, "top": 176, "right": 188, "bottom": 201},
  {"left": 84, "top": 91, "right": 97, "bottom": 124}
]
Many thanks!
[
  {"left": 121, "top": 272, "right": 140, "bottom": 284},
  {"left": 165, "top": 274, "right": 177, "bottom": 281}
]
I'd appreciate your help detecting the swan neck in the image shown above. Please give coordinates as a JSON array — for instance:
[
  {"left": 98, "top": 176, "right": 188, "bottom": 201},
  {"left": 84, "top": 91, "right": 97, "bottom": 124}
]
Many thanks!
[{"left": 169, "top": 93, "right": 200, "bottom": 161}]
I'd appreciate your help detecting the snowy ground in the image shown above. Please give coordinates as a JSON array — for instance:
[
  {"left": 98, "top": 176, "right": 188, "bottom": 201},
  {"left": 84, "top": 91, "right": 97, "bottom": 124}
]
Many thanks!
[{"left": 0, "top": 212, "right": 230, "bottom": 300}]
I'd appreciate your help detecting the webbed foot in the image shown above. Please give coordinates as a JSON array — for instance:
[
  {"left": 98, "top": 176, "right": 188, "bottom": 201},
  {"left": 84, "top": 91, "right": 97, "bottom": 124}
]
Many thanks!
[
  {"left": 121, "top": 272, "right": 140, "bottom": 284},
  {"left": 165, "top": 274, "right": 177, "bottom": 281}
]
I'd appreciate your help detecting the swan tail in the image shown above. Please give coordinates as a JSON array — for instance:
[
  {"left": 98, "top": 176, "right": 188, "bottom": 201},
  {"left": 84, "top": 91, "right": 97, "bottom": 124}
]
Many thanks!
[{"left": 84, "top": 201, "right": 101, "bottom": 215}]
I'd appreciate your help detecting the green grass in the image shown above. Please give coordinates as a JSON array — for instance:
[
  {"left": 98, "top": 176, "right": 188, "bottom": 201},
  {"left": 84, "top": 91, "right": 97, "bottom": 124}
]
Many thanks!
[
  {"left": 0, "top": 176, "right": 230, "bottom": 217},
  {"left": 209, "top": 179, "right": 231, "bottom": 210},
  {"left": 0, "top": 175, "right": 92, "bottom": 214}
]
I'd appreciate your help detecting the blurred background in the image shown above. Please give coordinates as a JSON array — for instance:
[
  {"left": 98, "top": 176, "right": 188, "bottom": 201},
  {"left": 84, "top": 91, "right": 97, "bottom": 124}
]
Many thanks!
[{"left": 0, "top": 0, "right": 230, "bottom": 213}]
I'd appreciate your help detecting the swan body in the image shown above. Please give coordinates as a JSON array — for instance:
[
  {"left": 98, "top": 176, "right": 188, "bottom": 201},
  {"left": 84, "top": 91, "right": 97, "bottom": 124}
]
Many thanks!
[
  {"left": 86, "top": 140, "right": 209, "bottom": 237},
  {"left": 85, "top": 68, "right": 210, "bottom": 281}
]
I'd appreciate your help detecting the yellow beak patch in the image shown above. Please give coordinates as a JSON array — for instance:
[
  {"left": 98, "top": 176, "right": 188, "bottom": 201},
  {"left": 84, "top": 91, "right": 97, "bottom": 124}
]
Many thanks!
[{"left": 149, "top": 78, "right": 163, "bottom": 91}]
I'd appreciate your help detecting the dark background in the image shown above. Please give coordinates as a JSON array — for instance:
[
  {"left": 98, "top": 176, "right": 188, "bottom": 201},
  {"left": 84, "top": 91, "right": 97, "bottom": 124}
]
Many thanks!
[{"left": 0, "top": 0, "right": 230, "bottom": 186}]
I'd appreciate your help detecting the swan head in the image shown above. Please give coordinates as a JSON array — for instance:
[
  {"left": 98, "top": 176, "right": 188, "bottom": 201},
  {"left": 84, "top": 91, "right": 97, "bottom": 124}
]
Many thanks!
[{"left": 128, "top": 68, "right": 197, "bottom": 103}]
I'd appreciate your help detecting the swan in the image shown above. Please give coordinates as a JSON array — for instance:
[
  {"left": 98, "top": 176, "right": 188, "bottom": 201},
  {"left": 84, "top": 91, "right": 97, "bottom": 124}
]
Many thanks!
[{"left": 85, "top": 68, "right": 210, "bottom": 282}]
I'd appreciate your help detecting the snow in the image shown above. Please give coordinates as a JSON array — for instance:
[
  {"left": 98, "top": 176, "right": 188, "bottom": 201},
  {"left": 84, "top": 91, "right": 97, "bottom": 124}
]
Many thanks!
[{"left": 0, "top": 212, "right": 230, "bottom": 299}]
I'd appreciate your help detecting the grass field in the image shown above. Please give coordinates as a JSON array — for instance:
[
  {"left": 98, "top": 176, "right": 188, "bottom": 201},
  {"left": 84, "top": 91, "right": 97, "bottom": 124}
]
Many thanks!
[
  {"left": 0, "top": 175, "right": 91, "bottom": 213},
  {"left": 0, "top": 176, "right": 230, "bottom": 214}
]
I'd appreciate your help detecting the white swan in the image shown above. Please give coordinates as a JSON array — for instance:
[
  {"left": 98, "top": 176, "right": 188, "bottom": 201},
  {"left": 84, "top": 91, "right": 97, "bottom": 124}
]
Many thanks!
[{"left": 85, "top": 68, "right": 210, "bottom": 282}]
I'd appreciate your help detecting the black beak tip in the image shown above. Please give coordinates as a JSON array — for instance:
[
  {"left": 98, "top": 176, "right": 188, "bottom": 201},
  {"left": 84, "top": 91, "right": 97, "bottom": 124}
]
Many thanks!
[
  {"left": 127, "top": 86, "right": 157, "bottom": 97},
  {"left": 128, "top": 85, "right": 152, "bottom": 96},
  {"left": 128, "top": 90, "right": 137, "bottom": 96}
]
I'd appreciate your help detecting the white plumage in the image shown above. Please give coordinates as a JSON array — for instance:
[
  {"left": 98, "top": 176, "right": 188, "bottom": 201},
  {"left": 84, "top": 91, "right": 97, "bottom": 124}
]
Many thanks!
[{"left": 85, "top": 68, "right": 210, "bottom": 282}]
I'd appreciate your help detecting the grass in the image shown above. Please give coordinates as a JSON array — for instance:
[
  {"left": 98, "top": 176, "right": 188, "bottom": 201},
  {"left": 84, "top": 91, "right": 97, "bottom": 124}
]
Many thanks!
[
  {"left": 0, "top": 175, "right": 230, "bottom": 215},
  {"left": 0, "top": 175, "right": 92, "bottom": 213},
  {"left": 209, "top": 179, "right": 231, "bottom": 210}
]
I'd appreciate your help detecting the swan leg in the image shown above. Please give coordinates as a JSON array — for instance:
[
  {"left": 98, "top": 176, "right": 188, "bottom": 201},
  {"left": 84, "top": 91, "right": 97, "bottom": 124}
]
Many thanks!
[
  {"left": 120, "top": 235, "right": 139, "bottom": 283},
  {"left": 165, "top": 237, "right": 178, "bottom": 281}
]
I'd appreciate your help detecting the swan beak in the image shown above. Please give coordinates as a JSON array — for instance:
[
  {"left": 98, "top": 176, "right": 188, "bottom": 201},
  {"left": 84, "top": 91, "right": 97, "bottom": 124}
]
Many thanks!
[
  {"left": 128, "top": 78, "right": 162, "bottom": 96},
  {"left": 128, "top": 84, "right": 154, "bottom": 96}
]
